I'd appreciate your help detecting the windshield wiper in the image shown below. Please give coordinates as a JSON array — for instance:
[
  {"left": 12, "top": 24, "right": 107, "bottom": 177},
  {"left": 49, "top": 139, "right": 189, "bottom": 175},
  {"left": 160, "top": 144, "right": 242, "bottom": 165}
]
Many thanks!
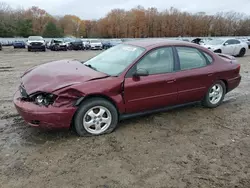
[{"left": 84, "top": 64, "right": 97, "bottom": 71}]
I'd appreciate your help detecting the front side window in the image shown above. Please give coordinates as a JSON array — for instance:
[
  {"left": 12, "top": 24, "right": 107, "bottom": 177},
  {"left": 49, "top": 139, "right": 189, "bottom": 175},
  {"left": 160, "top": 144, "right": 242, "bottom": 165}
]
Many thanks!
[
  {"left": 84, "top": 44, "right": 145, "bottom": 76},
  {"left": 176, "top": 47, "right": 207, "bottom": 70},
  {"left": 225, "top": 39, "right": 235, "bottom": 45},
  {"left": 135, "top": 47, "right": 174, "bottom": 75}
]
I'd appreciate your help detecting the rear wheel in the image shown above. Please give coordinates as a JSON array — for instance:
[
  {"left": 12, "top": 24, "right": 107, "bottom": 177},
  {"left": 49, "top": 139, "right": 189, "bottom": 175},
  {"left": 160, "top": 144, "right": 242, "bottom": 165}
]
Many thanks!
[
  {"left": 202, "top": 81, "right": 226, "bottom": 108},
  {"left": 238, "top": 48, "right": 246, "bottom": 57},
  {"left": 74, "top": 98, "right": 118, "bottom": 136}
]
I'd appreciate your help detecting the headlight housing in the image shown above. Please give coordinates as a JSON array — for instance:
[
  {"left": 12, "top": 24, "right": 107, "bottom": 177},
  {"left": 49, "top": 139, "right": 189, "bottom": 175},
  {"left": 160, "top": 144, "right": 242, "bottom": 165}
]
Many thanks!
[{"left": 31, "top": 93, "right": 57, "bottom": 106}]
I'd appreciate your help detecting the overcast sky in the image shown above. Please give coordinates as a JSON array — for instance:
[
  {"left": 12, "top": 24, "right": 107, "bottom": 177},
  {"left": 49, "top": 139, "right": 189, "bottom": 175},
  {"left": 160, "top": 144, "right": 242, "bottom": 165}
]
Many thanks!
[{"left": 5, "top": 0, "right": 250, "bottom": 19}]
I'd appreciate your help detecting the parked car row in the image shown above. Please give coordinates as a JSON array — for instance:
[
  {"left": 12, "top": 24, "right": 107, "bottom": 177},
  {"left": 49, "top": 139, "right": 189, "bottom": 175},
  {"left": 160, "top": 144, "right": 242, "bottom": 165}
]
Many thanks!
[
  {"left": 0, "top": 37, "right": 124, "bottom": 52},
  {"left": 1, "top": 36, "right": 249, "bottom": 56}
]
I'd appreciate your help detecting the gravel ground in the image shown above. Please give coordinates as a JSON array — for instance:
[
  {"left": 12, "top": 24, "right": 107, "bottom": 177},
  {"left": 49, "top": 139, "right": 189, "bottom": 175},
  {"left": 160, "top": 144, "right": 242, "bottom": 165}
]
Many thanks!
[{"left": 0, "top": 47, "right": 250, "bottom": 188}]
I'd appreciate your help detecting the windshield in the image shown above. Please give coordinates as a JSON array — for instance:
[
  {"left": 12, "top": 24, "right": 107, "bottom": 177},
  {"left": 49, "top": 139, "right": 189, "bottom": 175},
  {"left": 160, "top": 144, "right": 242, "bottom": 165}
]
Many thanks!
[
  {"left": 84, "top": 44, "right": 145, "bottom": 76},
  {"left": 206, "top": 39, "right": 224, "bottom": 45},
  {"left": 28, "top": 36, "right": 43, "bottom": 41},
  {"left": 54, "top": 40, "right": 63, "bottom": 43}
]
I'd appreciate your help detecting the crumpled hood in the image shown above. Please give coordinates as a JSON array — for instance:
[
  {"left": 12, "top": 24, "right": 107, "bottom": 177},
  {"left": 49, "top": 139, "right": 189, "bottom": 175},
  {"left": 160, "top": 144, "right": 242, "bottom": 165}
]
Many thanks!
[{"left": 21, "top": 59, "right": 108, "bottom": 94}]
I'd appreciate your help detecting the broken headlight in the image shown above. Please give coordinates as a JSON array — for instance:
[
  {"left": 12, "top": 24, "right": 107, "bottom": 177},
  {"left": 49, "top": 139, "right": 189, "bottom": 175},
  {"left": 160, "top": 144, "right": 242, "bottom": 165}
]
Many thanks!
[{"left": 32, "top": 93, "right": 57, "bottom": 106}]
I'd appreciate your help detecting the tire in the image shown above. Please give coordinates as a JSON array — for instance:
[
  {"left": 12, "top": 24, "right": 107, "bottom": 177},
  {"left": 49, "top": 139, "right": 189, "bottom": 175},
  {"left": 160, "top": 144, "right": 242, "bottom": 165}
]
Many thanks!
[
  {"left": 202, "top": 81, "right": 226, "bottom": 108},
  {"left": 28, "top": 48, "right": 31, "bottom": 52},
  {"left": 214, "top": 49, "right": 221, "bottom": 53},
  {"left": 74, "top": 98, "right": 118, "bottom": 137},
  {"left": 238, "top": 48, "right": 246, "bottom": 57}
]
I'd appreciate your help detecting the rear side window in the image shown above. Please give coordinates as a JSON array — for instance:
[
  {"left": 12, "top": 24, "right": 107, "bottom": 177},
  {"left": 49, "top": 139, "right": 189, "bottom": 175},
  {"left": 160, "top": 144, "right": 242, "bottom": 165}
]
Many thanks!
[
  {"left": 176, "top": 47, "right": 207, "bottom": 70},
  {"left": 202, "top": 51, "right": 213, "bottom": 64},
  {"left": 234, "top": 40, "right": 240, "bottom": 44}
]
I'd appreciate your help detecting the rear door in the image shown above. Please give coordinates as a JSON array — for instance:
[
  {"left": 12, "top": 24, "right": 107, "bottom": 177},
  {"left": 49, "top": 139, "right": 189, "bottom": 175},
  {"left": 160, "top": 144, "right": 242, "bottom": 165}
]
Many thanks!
[
  {"left": 222, "top": 39, "right": 236, "bottom": 55},
  {"left": 173, "top": 46, "right": 215, "bottom": 104},
  {"left": 232, "top": 39, "right": 241, "bottom": 56},
  {"left": 123, "top": 47, "right": 178, "bottom": 113}
]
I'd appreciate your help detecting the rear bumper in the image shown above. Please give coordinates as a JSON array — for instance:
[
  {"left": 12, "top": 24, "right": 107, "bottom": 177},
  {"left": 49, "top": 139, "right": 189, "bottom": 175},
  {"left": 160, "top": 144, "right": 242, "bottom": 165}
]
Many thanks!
[
  {"left": 13, "top": 91, "right": 77, "bottom": 129},
  {"left": 227, "top": 75, "right": 241, "bottom": 92}
]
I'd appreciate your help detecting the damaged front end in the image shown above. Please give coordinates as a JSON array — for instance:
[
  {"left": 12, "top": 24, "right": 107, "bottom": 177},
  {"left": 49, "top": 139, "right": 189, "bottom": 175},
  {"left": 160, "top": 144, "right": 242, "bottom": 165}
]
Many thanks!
[
  {"left": 19, "top": 83, "right": 83, "bottom": 108},
  {"left": 14, "top": 83, "right": 81, "bottom": 129}
]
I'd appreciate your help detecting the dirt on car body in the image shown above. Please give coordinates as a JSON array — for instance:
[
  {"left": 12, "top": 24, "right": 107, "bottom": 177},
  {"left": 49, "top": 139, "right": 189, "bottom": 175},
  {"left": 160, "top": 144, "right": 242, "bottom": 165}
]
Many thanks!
[{"left": 0, "top": 47, "right": 250, "bottom": 188}]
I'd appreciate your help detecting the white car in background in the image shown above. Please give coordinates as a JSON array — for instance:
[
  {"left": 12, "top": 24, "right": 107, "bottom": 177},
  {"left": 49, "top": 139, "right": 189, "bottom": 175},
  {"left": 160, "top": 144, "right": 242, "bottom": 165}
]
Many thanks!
[
  {"left": 202, "top": 38, "right": 248, "bottom": 57},
  {"left": 89, "top": 39, "right": 103, "bottom": 50},
  {"left": 81, "top": 39, "right": 90, "bottom": 49},
  {"left": 26, "top": 36, "right": 46, "bottom": 52}
]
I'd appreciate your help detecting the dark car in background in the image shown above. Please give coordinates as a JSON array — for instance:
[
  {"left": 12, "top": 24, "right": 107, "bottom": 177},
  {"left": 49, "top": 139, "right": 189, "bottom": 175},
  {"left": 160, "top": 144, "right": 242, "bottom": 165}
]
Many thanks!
[
  {"left": 68, "top": 39, "right": 84, "bottom": 50},
  {"left": 102, "top": 40, "right": 112, "bottom": 49},
  {"left": 102, "top": 39, "right": 123, "bottom": 49},
  {"left": 13, "top": 41, "right": 26, "bottom": 48},
  {"left": 27, "top": 36, "right": 46, "bottom": 52},
  {"left": 14, "top": 39, "right": 241, "bottom": 136},
  {"left": 110, "top": 39, "right": 123, "bottom": 47},
  {"left": 50, "top": 39, "right": 67, "bottom": 51}
]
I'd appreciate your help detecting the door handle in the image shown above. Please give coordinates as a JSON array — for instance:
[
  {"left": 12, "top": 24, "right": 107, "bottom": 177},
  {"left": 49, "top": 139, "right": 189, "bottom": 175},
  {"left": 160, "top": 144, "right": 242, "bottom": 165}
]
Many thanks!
[
  {"left": 208, "top": 73, "right": 213, "bottom": 77},
  {"left": 166, "top": 79, "right": 176, "bottom": 84}
]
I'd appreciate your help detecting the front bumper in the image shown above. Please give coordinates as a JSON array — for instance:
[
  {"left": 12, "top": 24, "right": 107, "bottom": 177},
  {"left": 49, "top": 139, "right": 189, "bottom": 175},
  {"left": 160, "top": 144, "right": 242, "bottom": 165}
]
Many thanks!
[
  {"left": 28, "top": 45, "right": 45, "bottom": 49},
  {"left": 13, "top": 91, "right": 77, "bottom": 129},
  {"left": 91, "top": 46, "right": 102, "bottom": 50}
]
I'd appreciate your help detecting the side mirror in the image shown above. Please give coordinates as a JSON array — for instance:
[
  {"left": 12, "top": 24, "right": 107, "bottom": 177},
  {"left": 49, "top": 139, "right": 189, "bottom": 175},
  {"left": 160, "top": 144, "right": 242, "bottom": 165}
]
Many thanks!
[
  {"left": 224, "top": 43, "right": 228, "bottom": 46},
  {"left": 133, "top": 68, "right": 149, "bottom": 77}
]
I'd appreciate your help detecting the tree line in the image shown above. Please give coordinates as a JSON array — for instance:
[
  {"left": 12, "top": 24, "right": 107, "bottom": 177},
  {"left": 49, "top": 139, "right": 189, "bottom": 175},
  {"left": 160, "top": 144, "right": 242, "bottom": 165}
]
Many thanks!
[{"left": 0, "top": 2, "right": 250, "bottom": 38}]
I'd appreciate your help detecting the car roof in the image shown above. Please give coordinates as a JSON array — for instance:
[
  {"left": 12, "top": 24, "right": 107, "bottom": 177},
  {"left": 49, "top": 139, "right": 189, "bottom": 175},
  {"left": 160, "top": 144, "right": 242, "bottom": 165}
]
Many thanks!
[{"left": 124, "top": 39, "right": 197, "bottom": 49}]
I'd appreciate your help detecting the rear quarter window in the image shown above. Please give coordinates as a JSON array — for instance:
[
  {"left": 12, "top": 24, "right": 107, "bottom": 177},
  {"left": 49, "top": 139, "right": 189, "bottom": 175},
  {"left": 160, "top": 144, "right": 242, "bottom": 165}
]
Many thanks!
[{"left": 202, "top": 51, "right": 213, "bottom": 64}]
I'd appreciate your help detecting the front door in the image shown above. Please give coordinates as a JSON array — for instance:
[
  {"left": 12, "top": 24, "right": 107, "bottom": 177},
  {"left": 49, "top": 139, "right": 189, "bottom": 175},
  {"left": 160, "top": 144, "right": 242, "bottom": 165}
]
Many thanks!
[{"left": 123, "top": 47, "right": 178, "bottom": 113}]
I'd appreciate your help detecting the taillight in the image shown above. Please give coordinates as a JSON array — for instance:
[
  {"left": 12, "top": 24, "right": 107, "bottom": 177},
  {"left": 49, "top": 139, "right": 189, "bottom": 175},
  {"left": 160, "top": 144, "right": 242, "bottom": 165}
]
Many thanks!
[{"left": 235, "top": 64, "right": 241, "bottom": 74}]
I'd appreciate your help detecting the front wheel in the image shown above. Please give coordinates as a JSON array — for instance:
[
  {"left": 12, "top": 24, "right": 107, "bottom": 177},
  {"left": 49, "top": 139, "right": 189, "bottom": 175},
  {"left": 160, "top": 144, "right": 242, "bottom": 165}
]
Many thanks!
[
  {"left": 202, "top": 81, "right": 226, "bottom": 108},
  {"left": 74, "top": 98, "right": 118, "bottom": 136}
]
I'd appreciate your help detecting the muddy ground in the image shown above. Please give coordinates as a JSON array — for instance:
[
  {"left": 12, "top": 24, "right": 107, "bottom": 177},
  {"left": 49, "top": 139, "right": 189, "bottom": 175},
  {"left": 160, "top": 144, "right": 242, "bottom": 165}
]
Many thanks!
[{"left": 0, "top": 47, "right": 250, "bottom": 188}]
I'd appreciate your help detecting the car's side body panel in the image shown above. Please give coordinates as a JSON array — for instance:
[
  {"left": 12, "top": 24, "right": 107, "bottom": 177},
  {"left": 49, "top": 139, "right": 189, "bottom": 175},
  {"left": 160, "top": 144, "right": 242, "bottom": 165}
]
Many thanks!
[{"left": 124, "top": 73, "right": 178, "bottom": 113}]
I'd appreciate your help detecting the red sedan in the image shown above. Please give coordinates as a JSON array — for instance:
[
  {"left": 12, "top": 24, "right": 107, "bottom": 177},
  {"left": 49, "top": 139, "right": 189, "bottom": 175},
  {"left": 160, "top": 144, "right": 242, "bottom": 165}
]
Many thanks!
[{"left": 14, "top": 39, "right": 241, "bottom": 136}]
